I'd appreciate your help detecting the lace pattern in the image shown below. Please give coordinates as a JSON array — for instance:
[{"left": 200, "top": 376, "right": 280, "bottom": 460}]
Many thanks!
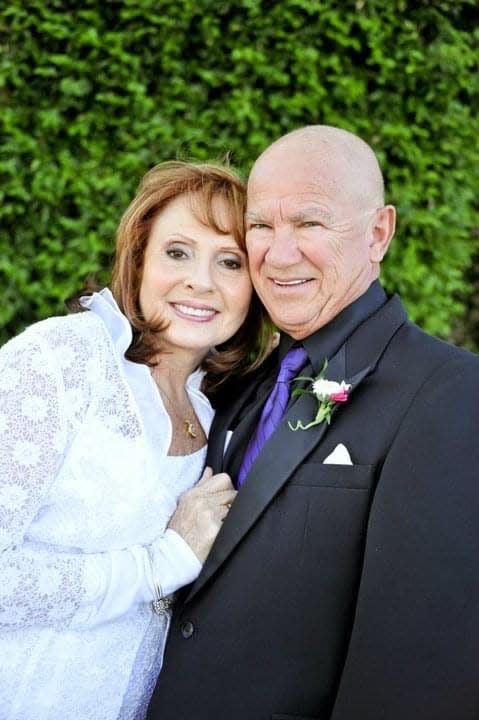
[
  {"left": 0, "top": 319, "right": 99, "bottom": 629},
  {"left": 0, "top": 295, "right": 213, "bottom": 720}
]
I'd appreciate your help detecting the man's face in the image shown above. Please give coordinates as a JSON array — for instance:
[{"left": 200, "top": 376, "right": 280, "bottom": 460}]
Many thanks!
[{"left": 245, "top": 151, "right": 378, "bottom": 339}]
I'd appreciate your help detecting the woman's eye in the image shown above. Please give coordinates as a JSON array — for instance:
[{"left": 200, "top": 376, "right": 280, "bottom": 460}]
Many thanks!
[
  {"left": 220, "top": 257, "right": 242, "bottom": 270},
  {"left": 166, "top": 248, "right": 188, "bottom": 259},
  {"left": 302, "top": 221, "right": 321, "bottom": 228}
]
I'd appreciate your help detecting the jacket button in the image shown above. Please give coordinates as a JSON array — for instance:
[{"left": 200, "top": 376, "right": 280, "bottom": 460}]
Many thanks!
[{"left": 181, "top": 620, "right": 195, "bottom": 639}]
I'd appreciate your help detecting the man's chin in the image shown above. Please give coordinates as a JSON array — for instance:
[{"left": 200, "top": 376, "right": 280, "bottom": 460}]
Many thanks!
[{"left": 270, "top": 315, "right": 323, "bottom": 340}]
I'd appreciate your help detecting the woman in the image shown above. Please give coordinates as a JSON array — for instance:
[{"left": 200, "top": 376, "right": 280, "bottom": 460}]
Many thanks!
[{"left": 0, "top": 161, "right": 272, "bottom": 720}]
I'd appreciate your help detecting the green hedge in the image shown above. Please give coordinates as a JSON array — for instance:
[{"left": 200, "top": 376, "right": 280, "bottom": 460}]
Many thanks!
[{"left": 1, "top": 0, "right": 478, "bottom": 347}]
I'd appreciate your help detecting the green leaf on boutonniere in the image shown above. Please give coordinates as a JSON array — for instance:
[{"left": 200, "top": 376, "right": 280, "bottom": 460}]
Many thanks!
[{"left": 288, "top": 358, "right": 351, "bottom": 432}]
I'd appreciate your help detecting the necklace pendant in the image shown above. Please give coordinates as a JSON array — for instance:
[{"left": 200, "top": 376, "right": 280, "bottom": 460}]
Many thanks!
[{"left": 185, "top": 420, "right": 197, "bottom": 439}]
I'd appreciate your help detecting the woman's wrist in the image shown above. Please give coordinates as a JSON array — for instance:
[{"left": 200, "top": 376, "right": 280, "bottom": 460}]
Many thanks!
[{"left": 147, "top": 528, "right": 203, "bottom": 598}]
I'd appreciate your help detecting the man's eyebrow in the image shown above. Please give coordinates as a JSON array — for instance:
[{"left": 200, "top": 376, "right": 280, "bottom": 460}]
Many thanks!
[
  {"left": 289, "top": 207, "right": 332, "bottom": 223},
  {"left": 245, "top": 207, "right": 333, "bottom": 223},
  {"left": 244, "top": 211, "right": 266, "bottom": 221}
]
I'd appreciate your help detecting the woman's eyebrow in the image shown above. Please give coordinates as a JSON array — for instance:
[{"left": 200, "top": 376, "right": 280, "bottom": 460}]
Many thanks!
[
  {"left": 167, "top": 233, "right": 243, "bottom": 253},
  {"left": 167, "top": 232, "right": 196, "bottom": 242}
]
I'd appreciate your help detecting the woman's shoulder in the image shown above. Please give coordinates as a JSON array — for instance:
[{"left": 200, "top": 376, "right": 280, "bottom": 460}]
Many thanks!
[{"left": 1, "top": 311, "right": 110, "bottom": 364}]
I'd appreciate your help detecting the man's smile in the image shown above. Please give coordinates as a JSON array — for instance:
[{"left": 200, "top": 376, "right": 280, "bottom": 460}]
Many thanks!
[{"left": 270, "top": 278, "right": 313, "bottom": 287}]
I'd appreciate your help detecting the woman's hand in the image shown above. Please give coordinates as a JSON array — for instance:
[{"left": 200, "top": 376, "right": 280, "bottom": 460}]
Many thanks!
[{"left": 168, "top": 467, "right": 237, "bottom": 563}]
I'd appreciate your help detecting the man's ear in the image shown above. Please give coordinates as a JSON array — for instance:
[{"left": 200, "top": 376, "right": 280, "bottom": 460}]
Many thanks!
[{"left": 369, "top": 205, "right": 396, "bottom": 262}]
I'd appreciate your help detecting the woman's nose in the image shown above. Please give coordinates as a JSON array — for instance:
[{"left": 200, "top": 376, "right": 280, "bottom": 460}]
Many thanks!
[{"left": 184, "top": 260, "right": 215, "bottom": 292}]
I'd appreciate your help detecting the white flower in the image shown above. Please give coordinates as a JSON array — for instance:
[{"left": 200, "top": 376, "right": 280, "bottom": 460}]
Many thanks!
[
  {"left": 13, "top": 440, "right": 40, "bottom": 467},
  {"left": 312, "top": 378, "right": 351, "bottom": 399},
  {"left": 21, "top": 395, "right": 48, "bottom": 421}
]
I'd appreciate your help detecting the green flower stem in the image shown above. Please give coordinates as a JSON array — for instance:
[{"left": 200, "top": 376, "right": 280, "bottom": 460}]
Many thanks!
[{"left": 288, "top": 399, "right": 335, "bottom": 431}]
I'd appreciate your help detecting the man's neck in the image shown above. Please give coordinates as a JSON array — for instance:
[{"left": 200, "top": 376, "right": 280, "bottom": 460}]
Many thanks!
[{"left": 278, "top": 280, "right": 388, "bottom": 373}]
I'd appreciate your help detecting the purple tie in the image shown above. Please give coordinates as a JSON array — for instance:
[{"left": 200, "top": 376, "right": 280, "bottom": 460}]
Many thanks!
[{"left": 237, "top": 346, "right": 308, "bottom": 488}]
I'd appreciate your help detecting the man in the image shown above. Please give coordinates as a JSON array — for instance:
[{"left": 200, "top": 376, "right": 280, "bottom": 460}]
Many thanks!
[{"left": 148, "top": 126, "right": 479, "bottom": 719}]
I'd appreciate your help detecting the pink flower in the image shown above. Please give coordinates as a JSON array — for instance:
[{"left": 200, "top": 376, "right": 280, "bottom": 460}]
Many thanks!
[{"left": 330, "top": 390, "right": 349, "bottom": 403}]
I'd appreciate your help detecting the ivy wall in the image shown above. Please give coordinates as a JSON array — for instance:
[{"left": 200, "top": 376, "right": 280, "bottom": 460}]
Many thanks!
[{"left": 1, "top": 0, "right": 478, "bottom": 347}]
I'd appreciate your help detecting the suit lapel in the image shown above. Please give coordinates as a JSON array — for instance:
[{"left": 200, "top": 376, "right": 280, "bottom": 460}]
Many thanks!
[
  {"left": 205, "top": 397, "right": 246, "bottom": 473},
  {"left": 186, "top": 295, "right": 407, "bottom": 603},
  {"left": 222, "top": 398, "right": 261, "bottom": 474}
]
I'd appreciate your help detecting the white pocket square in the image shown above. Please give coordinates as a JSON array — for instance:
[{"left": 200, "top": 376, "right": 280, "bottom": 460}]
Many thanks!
[
  {"left": 323, "top": 443, "right": 353, "bottom": 465},
  {"left": 223, "top": 430, "right": 233, "bottom": 456}
]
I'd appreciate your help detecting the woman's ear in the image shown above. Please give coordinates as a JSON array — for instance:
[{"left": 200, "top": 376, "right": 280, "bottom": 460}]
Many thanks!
[{"left": 369, "top": 205, "right": 396, "bottom": 263}]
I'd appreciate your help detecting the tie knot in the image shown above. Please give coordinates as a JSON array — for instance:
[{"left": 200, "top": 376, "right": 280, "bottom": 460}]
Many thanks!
[{"left": 277, "top": 346, "right": 308, "bottom": 384}]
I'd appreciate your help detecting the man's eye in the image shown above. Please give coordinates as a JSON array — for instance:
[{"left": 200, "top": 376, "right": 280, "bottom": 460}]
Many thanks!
[
  {"left": 302, "top": 221, "right": 322, "bottom": 228},
  {"left": 248, "top": 223, "right": 270, "bottom": 230}
]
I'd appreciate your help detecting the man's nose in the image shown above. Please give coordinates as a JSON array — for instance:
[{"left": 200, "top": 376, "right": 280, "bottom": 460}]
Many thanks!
[{"left": 264, "top": 228, "right": 302, "bottom": 267}]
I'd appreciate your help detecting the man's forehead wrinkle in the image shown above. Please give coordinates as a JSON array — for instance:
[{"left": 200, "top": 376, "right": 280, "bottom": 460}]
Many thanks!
[{"left": 247, "top": 195, "right": 333, "bottom": 222}]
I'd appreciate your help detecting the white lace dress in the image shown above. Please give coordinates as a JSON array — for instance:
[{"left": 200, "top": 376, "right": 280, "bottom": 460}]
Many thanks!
[{"left": 0, "top": 289, "right": 213, "bottom": 720}]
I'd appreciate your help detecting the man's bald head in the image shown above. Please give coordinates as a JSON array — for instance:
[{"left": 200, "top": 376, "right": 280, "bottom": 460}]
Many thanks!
[
  {"left": 249, "top": 125, "right": 385, "bottom": 211},
  {"left": 245, "top": 125, "right": 396, "bottom": 339}
]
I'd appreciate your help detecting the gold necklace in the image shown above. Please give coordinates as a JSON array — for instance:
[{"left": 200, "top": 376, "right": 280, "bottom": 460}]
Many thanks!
[{"left": 155, "top": 382, "right": 198, "bottom": 439}]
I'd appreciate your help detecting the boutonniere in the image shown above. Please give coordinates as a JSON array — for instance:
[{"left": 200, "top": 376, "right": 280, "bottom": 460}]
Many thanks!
[{"left": 288, "top": 360, "right": 351, "bottom": 431}]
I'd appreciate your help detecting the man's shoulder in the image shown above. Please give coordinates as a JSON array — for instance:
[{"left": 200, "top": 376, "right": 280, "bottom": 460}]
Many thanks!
[
  {"left": 362, "top": 291, "right": 478, "bottom": 371},
  {"left": 395, "top": 317, "right": 478, "bottom": 368},
  {"left": 373, "top": 316, "right": 479, "bottom": 409}
]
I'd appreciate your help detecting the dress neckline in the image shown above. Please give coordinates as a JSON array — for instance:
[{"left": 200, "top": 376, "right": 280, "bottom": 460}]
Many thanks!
[{"left": 165, "top": 445, "right": 207, "bottom": 460}]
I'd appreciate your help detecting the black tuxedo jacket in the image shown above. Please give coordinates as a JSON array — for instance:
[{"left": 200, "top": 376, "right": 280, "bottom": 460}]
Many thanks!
[{"left": 149, "top": 291, "right": 479, "bottom": 720}]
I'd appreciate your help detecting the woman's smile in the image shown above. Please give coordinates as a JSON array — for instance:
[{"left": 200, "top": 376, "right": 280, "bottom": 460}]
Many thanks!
[{"left": 169, "top": 301, "right": 218, "bottom": 321}]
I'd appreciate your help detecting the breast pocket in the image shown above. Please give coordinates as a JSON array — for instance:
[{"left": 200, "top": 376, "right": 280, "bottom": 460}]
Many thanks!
[{"left": 289, "top": 463, "right": 375, "bottom": 490}]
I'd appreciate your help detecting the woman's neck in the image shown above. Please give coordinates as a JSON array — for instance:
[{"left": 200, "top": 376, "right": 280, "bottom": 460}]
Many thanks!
[
  {"left": 149, "top": 350, "right": 208, "bottom": 456},
  {"left": 149, "top": 350, "right": 202, "bottom": 399}
]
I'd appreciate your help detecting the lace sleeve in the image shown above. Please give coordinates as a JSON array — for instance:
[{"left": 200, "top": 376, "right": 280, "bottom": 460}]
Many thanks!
[{"left": 0, "top": 327, "right": 104, "bottom": 629}]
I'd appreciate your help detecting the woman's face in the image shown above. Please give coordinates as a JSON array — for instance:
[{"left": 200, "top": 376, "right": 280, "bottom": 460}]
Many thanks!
[{"left": 139, "top": 193, "right": 252, "bottom": 360}]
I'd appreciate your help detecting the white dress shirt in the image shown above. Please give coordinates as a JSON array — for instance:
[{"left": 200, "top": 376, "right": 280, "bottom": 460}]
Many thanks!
[{"left": 0, "top": 289, "right": 214, "bottom": 720}]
